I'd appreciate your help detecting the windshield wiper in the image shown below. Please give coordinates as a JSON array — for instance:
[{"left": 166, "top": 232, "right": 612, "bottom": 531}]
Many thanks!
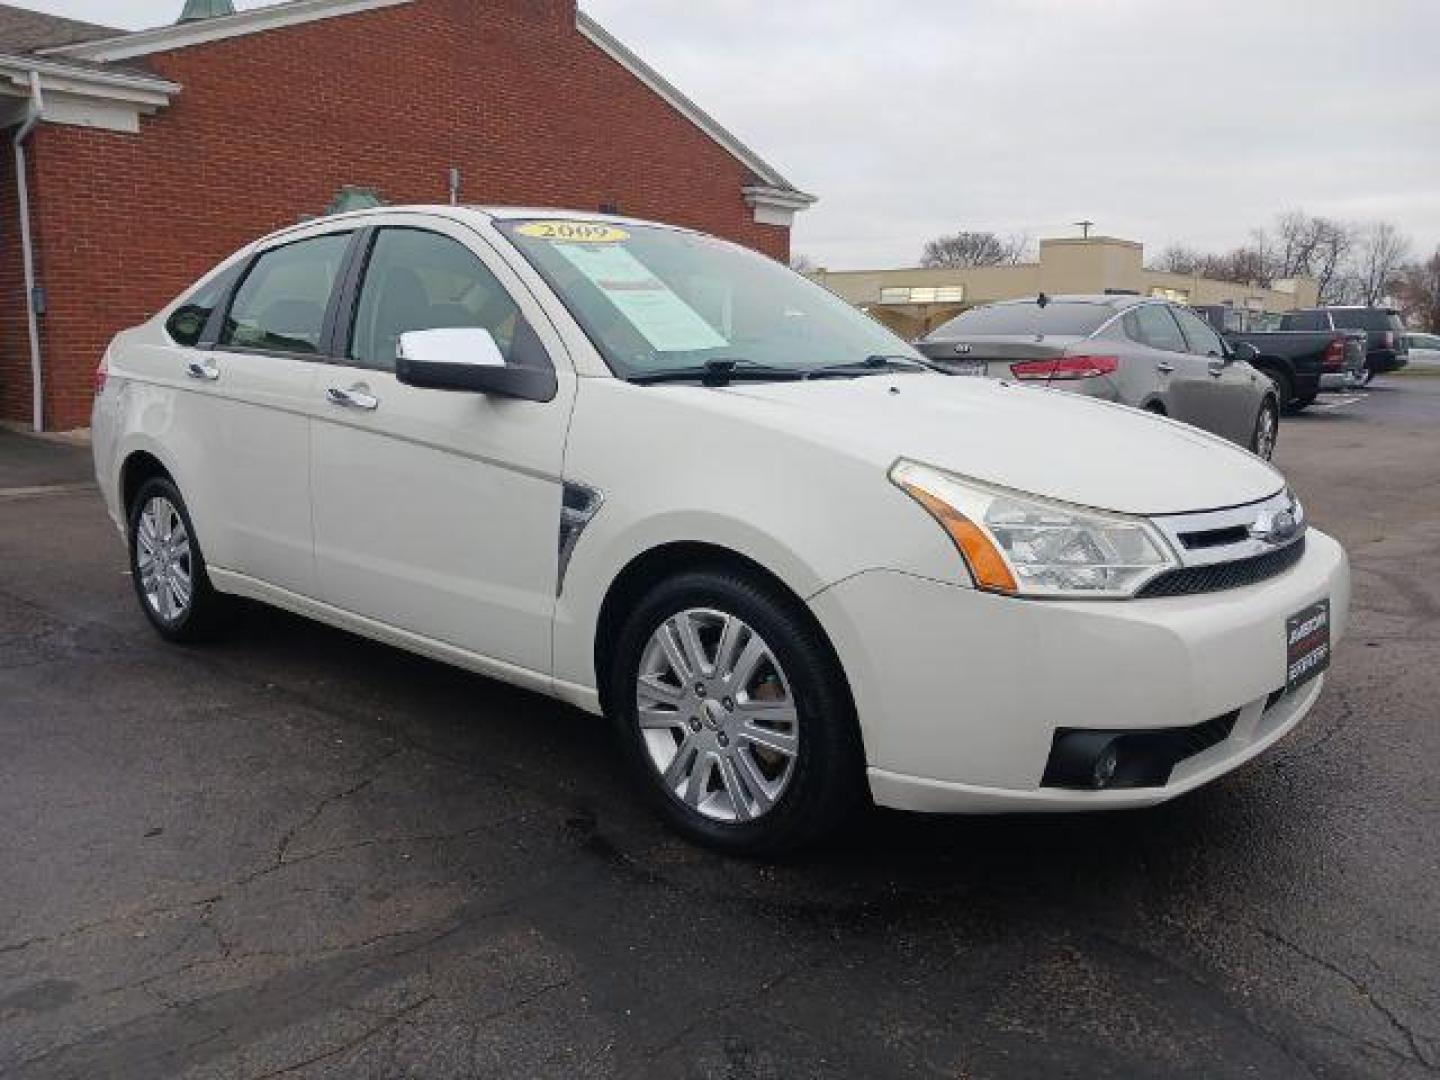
[
  {"left": 802, "top": 354, "right": 934, "bottom": 380},
  {"left": 628, "top": 358, "right": 805, "bottom": 387}
]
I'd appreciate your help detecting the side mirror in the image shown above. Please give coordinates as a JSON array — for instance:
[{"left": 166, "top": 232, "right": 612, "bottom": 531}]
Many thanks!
[
  {"left": 1230, "top": 341, "right": 1259, "bottom": 364},
  {"left": 395, "top": 327, "right": 557, "bottom": 402}
]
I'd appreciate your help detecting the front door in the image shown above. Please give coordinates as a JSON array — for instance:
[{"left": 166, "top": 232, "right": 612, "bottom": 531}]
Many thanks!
[
  {"left": 1171, "top": 305, "right": 1256, "bottom": 444},
  {"left": 309, "top": 218, "right": 576, "bottom": 675}
]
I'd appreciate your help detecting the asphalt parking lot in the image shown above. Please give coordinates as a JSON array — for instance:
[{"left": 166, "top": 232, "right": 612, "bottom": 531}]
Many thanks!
[{"left": 2, "top": 377, "right": 1437, "bottom": 1079}]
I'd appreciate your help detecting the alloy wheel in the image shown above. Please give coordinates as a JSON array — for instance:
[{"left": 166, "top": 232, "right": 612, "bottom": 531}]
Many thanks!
[
  {"left": 136, "top": 495, "right": 193, "bottom": 623},
  {"left": 634, "top": 608, "right": 799, "bottom": 823},
  {"left": 1256, "top": 404, "right": 1278, "bottom": 460}
]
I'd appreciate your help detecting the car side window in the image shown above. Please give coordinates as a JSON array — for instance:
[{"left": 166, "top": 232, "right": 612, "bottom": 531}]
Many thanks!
[
  {"left": 1172, "top": 306, "right": 1226, "bottom": 356},
  {"left": 220, "top": 233, "right": 352, "bottom": 355},
  {"left": 349, "top": 228, "right": 546, "bottom": 371},
  {"left": 1288, "top": 310, "right": 1326, "bottom": 331},
  {"left": 1127, "top": 305, "right": 1187, "bottom": 352},
  {"left": 165, "top": 263, "right": 243, "bottom": 347}
]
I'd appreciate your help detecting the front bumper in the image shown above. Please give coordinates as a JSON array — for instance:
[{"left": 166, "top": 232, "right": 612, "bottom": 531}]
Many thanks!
[{"left": 809, "top": 529, "right": 1349, "bottom": 813}]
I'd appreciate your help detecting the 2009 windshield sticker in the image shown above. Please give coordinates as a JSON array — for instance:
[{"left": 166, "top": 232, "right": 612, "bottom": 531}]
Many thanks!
[{"left": 516, "top": 221, "right": 630, "bottom": 244}]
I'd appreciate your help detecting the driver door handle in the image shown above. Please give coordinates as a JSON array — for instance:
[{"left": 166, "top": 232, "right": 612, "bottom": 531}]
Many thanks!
[
  {"left": 326, "top": 385, "right": 379, "bottom": 411},
  {"left": 185, "top": 359, "right": 219, "bottom": 382},
  {"left": 1208, "top": 359, "right": 1225, "bottom": 377},
  {"left": 1156, "top": 361, "right": 1175, "bottom": 375}
]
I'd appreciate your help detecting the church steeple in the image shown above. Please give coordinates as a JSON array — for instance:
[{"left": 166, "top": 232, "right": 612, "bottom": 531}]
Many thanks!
[{"left": 177, "top": 0, "right": 236, "bottom": 23}]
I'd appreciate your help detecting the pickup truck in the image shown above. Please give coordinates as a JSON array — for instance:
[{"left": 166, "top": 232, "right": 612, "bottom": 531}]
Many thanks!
[
  {"left": 1280, "top": 307, "right": 1410, "bottom": 384},
  {"left": 1190, "top": 306, "right": 1365, "bottom": 410}
]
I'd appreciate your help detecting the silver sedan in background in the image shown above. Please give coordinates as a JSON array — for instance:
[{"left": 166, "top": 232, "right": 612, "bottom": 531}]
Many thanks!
[{"left": 916, "top": 294, "right": 1280, "bottom": 459}]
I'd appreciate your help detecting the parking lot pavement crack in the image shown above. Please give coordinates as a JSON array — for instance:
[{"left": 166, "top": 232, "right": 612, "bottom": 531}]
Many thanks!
[
  {"left": 0, "top": 894, "right": 223, "bottom": 958},
  {"left": 247, "top": 993, "right": 436, "bottom": 1079},
  {"left": 272, "top": 745, "right": 405, "bottom": 867},
  {"left": 1246, "top": 920, "right": 1437, "bottom": 1072}
]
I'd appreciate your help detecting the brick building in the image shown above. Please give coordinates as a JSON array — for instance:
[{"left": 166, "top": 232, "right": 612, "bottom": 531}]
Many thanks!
[{"left": 0, "top": 0, "right": 814, "bottom": 430}]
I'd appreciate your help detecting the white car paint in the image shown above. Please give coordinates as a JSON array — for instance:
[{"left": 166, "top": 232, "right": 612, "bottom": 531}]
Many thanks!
[{"left": 93, "top": 206, "right": 1349, "bottom": 821}]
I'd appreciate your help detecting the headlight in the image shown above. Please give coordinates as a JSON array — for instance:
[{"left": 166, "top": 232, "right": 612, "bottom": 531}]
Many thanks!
[{"left": 890, "top": 460, "right": 1179, "bottom": 598}]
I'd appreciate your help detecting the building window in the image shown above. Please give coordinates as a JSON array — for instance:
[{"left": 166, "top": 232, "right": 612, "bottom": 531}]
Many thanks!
[
  {"left": 1149, "top": 286, "right": 1190, "bottom": 303},
  {"left": 878, "top": 285, "right": 965, "bottom": 305}
]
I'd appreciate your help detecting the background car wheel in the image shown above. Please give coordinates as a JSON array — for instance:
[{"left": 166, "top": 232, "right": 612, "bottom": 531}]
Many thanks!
[
  {"left": 1264, "top": 368, "right": 1294, "bottom": 411},
  {"left": 1251, "top": 398, "right": 1279, "bottom": 460},
  {"left": 127, "top": 477, "right": 228, "bottom": 643},
  {"left": 608, "top": 568, "right": 864, "bottom": 855}
]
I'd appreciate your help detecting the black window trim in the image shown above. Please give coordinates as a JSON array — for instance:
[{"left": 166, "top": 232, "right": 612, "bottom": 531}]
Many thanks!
[
  {"left": 205, "top": 228, "right": 363, "bottom": 364},
  {"left": 332, "top": 223, "right": 558, "bottom": 376}
]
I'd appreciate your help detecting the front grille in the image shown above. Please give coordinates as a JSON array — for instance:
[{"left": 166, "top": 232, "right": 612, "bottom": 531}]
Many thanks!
[{"left": 1138, "top": 537, "right": 1306, "bottom": 598}]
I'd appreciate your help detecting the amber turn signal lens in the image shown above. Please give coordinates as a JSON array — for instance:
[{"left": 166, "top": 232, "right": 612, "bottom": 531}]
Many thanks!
[{"left": 897, "top": 481, "right": 1018, "bottom": 594}]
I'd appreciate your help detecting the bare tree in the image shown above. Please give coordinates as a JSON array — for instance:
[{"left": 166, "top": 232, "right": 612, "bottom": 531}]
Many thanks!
[
  {"left": 789, "top": 252, "right": 819, "bottom": 274},
  {"left": 1269, "top": 211, "right": 1354, "bottom": 303},
  {"left": 920, "top": 231, "right": 1027, "bottom": 268},
  {"left": 1394, "top": 248, "right": 1440, "bottom": 331},
  {"left": 1149, "top": 245, "right": 1205, "bottom": 274},
  {"left": 1351, "top": 221, "right": 1411, "bottom": 307}
]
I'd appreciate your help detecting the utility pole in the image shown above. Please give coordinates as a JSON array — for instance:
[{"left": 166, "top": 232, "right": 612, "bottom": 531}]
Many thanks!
[{"left": 1074, "top": 220, "right": 1094, "bottom": 239}]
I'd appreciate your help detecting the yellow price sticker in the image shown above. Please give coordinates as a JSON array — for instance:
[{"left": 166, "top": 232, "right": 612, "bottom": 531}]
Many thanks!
[{"left": 516, "top": 221, "right": 630, "bottom": 244}]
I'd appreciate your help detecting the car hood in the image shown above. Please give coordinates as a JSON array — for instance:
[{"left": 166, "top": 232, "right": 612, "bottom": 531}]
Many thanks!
[{"left": 698, "top": 374, "right": 1283, "bottom": 516}]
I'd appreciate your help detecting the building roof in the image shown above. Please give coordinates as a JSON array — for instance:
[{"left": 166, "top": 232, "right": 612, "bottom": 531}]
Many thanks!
[
  {"left": 38, "top": 0, "right": 812, "bottom": 203},
  {"left": 0, "top": 2, "right": 119, "bottom": 53}
]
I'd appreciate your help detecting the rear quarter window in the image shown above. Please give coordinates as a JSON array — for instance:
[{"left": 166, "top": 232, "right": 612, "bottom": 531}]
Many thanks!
[{"left": 165, "top": 263, "right": 243, "bottom": 347}]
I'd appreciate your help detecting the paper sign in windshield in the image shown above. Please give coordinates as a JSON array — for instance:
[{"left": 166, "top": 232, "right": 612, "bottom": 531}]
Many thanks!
[
  {"left": 516, "top": 221, "right": 630, "bottom": 244},
  {"left": 551, "top": 242, "right": 728, "bottom": 353}
]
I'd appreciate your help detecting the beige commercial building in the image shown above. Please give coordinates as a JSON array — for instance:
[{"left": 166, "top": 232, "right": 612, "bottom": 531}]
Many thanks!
[{"left": 811, "top": 236, "right": 1320, "bottom": 339}]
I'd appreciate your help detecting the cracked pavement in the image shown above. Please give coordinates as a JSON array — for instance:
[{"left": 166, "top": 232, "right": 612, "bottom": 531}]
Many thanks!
[{"left": 0, "top": 380, "right": 1437, "bottom": 1078}]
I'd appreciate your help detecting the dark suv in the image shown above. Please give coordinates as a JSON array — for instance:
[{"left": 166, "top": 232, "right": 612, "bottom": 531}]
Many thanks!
[{"left": 1279, "top": 307, "right": 1409, "bottom": 384}]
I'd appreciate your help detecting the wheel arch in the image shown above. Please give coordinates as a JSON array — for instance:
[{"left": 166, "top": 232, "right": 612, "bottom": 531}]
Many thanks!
[
  {"left": 591, "top": 540, "right": 848, "bottom": 720},
  {"left": 120, "top": 449, "right": 173, "bottom": 518}
]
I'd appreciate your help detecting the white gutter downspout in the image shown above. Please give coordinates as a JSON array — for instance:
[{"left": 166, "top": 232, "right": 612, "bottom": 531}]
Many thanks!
[{"left": 14, "top": 70, "right": 45, "bottom": 432}]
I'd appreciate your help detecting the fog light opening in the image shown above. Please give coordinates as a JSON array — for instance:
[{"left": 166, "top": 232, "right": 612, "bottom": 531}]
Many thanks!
[{"left": 1092, "top": 743, "right": 1120, "bottom": 789}]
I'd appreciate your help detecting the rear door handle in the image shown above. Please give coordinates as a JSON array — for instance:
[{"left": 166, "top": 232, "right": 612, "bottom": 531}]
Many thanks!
[
  {"left": 1208, "top": 360, "right": 1225, "bottom": 377},
  {"left": 326, "top": 385, "right": 379, "bottom": 411},
  {"left": 1156, "top": 362, "right": 1175, "bottom": 375},
  {"left": 185, "top": 359, "right": 219, "bottom": 382}
]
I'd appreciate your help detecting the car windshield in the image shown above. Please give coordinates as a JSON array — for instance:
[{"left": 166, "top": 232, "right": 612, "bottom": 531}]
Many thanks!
[
  {"left": 926, "top": 302, "right": 1113, "bottom": 339},
  {"left": 496, "top": 220, "right": 920, "bottom": 379}
]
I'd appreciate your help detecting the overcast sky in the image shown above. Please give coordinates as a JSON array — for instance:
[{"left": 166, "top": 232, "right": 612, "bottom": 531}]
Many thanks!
[{"left": 22, "top": 0, "right": 1440, "bottom": 269}]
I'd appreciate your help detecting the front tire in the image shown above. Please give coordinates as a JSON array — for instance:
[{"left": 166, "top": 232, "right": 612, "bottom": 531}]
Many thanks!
[
  {"left": 608, "top": 569, "right": 864, "bottom": 855},
  {"left": 127, "top": 477, "right": 228, "bottom": 643},
  {"left": 1250, "top": 398, "right": 1279, "bottom": 460}
]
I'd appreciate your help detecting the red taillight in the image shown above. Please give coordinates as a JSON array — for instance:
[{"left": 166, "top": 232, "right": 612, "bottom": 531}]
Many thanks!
[
  {"left": 1323, "top": 335, "right": 1345, "bottom": 372},
  {"left": 1009, "top": 355, "right": 1119, "bottom": 381},
  {"left": 94, "top": 355, "right": 108, "bottom": 396},
  {"left": 1380, "top": 331, "right": 1395, "bottom": 349}
]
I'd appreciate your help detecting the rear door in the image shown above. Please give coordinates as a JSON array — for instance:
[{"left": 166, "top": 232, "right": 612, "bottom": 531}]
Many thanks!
[
  {"left": 1121, "top": 303, "right": 1211, "bottom": 423},
  {"left": 309, "top": 215, "right": 576, "bottom": 675},
  {"left": 182, "top": 228, "right": 354, "bottom": 597}
]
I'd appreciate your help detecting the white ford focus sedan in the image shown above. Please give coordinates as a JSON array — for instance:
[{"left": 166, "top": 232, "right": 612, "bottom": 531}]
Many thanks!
[{"left": 92, "top": 207, "right": 1348, "bottom": 853}]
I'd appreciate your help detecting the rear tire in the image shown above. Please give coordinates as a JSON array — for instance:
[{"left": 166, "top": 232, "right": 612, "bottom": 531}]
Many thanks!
[
  {"left": 1264, "top": 368, "right": 1294, "bottom": 411},
  {"left": 127, "top": 477, "right": 228, "bottom": 643},
  {"left": 607, "top": 568, "right": 864, "bottom": 855}
]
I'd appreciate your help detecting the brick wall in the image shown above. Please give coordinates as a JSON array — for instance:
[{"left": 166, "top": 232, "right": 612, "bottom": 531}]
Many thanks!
[{"left": 1, "top": 0, "right": 792, "bottom": 429}]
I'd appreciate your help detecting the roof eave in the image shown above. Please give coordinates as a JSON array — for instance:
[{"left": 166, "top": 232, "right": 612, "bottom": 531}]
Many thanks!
[{"left": 576, "top": 12, "right": 813, "bottom": 206}]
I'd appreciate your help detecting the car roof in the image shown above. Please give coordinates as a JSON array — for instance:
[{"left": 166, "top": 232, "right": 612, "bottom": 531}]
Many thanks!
[
  {"left": 254, "top": 204, "right": 695, "bottom": 249},
  {"left": 984, "top": 293, "right": 1158, "bottom": 310}
]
